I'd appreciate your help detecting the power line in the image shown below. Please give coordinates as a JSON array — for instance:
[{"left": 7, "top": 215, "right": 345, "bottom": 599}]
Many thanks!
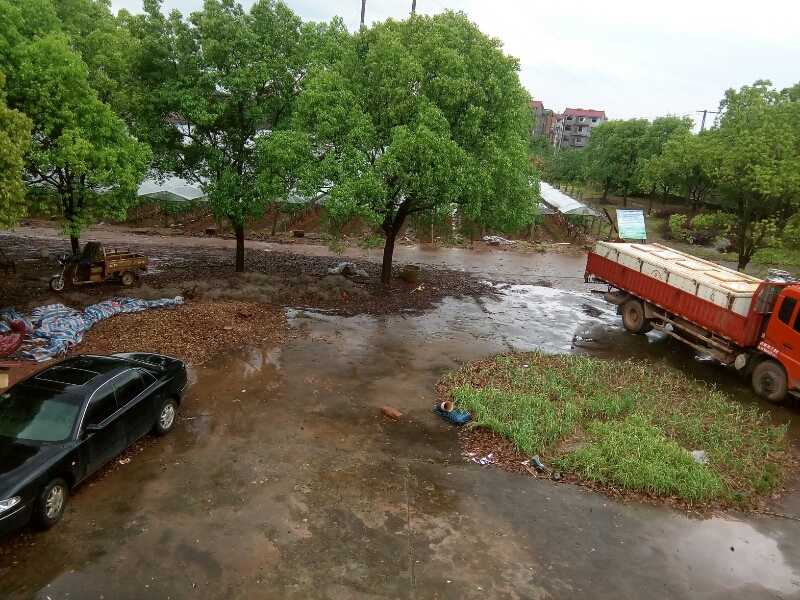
[
  {"left": 468, "top": 0, "right": 625, "bottom": 117},
  {"left": 368, "top": 0, "right": 636, "bottom": 118},
  {"left": 508, "top": 0, "right": 651, "bottom": 115}
]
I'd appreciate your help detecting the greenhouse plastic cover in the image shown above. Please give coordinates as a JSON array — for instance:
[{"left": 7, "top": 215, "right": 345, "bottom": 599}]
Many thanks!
[
  {"left": 137, "top": 177, "right": 206, "bottom": 201},
  {"left": 539, "top": 182, "right": 601, "bottom": 217}
]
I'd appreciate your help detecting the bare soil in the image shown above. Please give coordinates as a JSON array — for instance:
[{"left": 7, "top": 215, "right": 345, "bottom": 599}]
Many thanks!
[{"left": 0, "top": 233, "right": 497, "bottom": 317}]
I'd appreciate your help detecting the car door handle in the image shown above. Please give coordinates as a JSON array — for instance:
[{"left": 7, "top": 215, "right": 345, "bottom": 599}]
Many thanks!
[{"left": 784, "top": 344, "right": 794, "bottom": 350}]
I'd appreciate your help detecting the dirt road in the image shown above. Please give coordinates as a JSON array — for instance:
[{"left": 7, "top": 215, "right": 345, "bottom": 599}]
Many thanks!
[{"left": 2, "top": 223, "right": 589, "bottom": 289}]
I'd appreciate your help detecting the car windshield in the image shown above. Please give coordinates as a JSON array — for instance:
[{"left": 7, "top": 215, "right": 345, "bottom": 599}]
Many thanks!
[{"left": 0, "top": 386, "right": 83, "bottom": 443}]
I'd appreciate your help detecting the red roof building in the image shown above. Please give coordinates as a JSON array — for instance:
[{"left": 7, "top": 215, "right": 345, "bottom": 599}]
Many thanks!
[
  {"left": 563, "top": 108, "right": 605, "bottom": 119},
  {"left": 557, "top": 108, "right": 606, "bottom": 150}
]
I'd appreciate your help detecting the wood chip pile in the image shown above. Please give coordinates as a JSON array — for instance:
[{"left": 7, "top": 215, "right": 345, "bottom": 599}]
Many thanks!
[{"left": 77, "top": 299, "right": 288, "bottom": 365}]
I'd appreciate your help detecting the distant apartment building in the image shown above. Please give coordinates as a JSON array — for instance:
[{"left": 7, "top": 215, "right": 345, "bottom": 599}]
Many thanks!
[
  {"left": 531, "top": 101, "right": 543, "bottom": 135},
  {"left": 531, "top": 100, "right": 556, "bottom": 137},
  {"left": 550, "top": 113, "right": 564, "bottom": 147},
  {"left": 557, "top": 108, "right": 606, "bottom": 150}
]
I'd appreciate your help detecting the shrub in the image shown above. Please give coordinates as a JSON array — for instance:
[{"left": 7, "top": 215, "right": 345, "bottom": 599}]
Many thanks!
[
  {"left": 689, "top": 211, "right": 738, "bottom": 238},
  {"left": 669, "top": 214, "right": 689, "bottom": 241}
]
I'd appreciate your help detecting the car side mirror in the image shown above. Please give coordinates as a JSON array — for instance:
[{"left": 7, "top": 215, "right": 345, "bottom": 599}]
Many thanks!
[{"left": 83, "top": 424, "right": 103, "bottom": 433}]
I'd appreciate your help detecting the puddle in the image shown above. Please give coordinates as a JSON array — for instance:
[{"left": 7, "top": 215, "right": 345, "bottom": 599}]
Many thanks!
[{"left": 656, "top": 516, "right": 800, "bottom": 594}]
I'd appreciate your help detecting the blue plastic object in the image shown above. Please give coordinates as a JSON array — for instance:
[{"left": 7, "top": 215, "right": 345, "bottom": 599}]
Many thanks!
[{"left": 433, "top": 405, "right": 472, "bottom": 425}]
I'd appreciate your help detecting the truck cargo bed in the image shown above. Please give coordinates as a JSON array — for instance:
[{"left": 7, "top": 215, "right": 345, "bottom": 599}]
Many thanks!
[
  {"left": 586, "top": 242, "right": 777, "bottom": 348},
  {"left": 592, "top": 242, "right": 761, "bottom": 315}
]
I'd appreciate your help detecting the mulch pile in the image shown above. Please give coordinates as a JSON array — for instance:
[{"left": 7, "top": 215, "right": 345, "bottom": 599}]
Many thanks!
[{"left": 76, "top": 299, "right": 288, "bottom": 365}]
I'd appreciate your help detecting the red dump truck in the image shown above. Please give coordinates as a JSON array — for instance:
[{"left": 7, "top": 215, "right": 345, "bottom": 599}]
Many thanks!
[{"left": 585, "top": 241, "right": 800, "bottom": 403}]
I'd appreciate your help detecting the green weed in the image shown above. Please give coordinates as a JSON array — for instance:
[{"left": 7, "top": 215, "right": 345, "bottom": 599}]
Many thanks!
[{"left": 441, "top": 352, "right": 789, "bottom": 505}]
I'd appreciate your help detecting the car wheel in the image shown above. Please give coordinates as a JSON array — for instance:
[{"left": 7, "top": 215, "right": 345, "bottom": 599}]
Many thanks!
[
  {"left": 154, "top": 397, "right": 177, "bottom": 436},
  {"left": 752, "top": 360, "right": 788, "bottom": 404},
  {"left": 121, "top": 270, "right": 135, "bottom": 286},
  {"left": 32, "top": 478, "right": 68, "bottom": 529},
  {"left": 621, "top": 298, "right": 652, "bottom": 334},
  {"left": 49, "top": 276, "right": 65, "bottom": 292}
]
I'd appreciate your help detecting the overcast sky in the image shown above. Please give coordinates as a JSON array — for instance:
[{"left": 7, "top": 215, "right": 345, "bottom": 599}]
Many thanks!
[{"left": 109, "top": 0, "right": 800, "bottom": 129}]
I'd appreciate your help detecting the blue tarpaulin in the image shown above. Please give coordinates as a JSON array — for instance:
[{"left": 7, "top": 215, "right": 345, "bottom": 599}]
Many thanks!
[{"left": 1, "top": 297, "right": 183, "bottom": 361}]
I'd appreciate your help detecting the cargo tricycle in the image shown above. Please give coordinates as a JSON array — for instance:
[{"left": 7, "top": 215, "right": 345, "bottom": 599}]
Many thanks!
[{"left": 49, "top": 242, "right": 149, "bottom": 291}]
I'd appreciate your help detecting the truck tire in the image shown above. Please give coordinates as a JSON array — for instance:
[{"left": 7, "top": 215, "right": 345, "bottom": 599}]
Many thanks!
[
  {"left": 621, "top": 299, "right": 652, "bottom": 334},
  {"left": 120, "top": 270, "right": 135, "bottom": 286},
  {"left": 752, "top": 360, "right": 788, "bottom": 404}
]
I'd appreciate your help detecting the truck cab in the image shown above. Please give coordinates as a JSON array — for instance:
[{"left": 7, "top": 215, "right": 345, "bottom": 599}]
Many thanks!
[{"left": 756, "top": 286, "right": 800, "bottom": 402}]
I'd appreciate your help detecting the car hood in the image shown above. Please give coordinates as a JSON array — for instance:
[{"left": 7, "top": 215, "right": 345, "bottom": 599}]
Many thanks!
[{"left": 0, "top": 440, "right": 66, "bottom": 494}]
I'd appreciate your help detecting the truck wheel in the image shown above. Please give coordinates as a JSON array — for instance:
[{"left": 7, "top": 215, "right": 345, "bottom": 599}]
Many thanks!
[
  {"left": 120, "top": 271, "right": 135, "bottom": 286},
  {"left": 49, "top": 276, "right": 65, "bottom": 292},
  {"left": 752, "top": 360, "right": 788, "bottom": 404},
  {"left": 621, "top": 299, "right": 652, "bottom": 334}
]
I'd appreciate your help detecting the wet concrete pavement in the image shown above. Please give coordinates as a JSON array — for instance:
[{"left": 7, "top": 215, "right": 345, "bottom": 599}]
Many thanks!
[{"left": 3, "top": 252, "right": 800, "bottom": 598}]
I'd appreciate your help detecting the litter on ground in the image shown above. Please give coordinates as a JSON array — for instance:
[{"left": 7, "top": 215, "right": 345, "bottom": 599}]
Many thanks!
[
  {"left": 467, "top": 452, "right": 496, "bottom": 466},
  {"left": 433, "top": 403, "right": 472, "bottom": 425},
  {"left": 327, "top": 262, "right": 369, "bottom": 278},
  {"left": 482, "top": 236, "right": 517, "bottom": 245}
]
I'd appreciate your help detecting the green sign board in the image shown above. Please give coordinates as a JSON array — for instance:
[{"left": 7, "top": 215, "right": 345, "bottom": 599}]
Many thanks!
[{"left": 616, "top": 209, "right": 647, "bottom": 240}]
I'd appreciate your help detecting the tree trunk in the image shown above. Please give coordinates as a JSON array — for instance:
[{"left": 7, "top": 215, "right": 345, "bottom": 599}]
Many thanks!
[
  {"left": 737, "top": 253, "right": 749, "bottom": 271},
  {"left": 662, "top": 187, "right": 668, "bottom": 206},
  {"left": 648, "top": 196, "right": 653, "bottom": 216},
  {"left": 234, "top": 223, "right": 245, "bottom": 272},
  {"left": 381, "top": 232, "right": 397, "bottom": 284},
  {"left": 379, "top": 200, "right": 412, "bottom": 284},
  {"left": 735, "top": 205, "right": 749, "bottom": 271},
  {"left": 622, "top": 187, "right": 628, "bottom": 208},
  {"left": 70, "top": 236, "right": 80, "bottom": 255},
  {"left": 271, "top": 208, "right": 279, "bottom": 236},
  {"left": 601, "top": 178, "right": 610, "bottom": 202}
]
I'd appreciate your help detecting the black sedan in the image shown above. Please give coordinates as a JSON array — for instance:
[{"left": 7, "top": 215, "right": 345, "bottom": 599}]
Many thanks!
[{"left": 0, "top": 353, "right": 188, "bottom": 535}]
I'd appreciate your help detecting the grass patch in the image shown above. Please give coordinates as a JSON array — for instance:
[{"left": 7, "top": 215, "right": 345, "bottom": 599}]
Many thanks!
[
  {"left": 440, "top": 352, "right": 790, "bottom": 506},
  {"left": 752, "top": 247, "right": 800, "bottom": 268}
]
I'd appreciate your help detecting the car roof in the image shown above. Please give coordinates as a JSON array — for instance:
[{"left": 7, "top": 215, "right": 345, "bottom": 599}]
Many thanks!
[{"left": 25, "top": 355, "right": 136, "bottom": 393}]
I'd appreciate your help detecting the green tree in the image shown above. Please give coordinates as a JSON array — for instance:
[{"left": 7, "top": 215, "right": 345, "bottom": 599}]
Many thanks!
[
  {"left": 127, "top": 0, "right": 334, "bottom": 272},
  {"left": 550, "top": 150, "right": 586, "bottom": 187},
  {"left": 584, "top": 118, "right": 651, "bottom": 207},
  {"left": 0, "top": 0, "right": 150, "bottom": 252},
  {"left": 0, "top": 73, "right": 32, "bottom": 228},
  {"left": 261, "top": 12, "right": 538, "bottom": 283},
  {"left": 706, "top": 80, "right": 800, "bottom": 270},
  {"left": 637, "top": 116, "right": 693, "bottom": 213},
  {"left": 54, "top": 0, "right": 137, "bottom": 114}
]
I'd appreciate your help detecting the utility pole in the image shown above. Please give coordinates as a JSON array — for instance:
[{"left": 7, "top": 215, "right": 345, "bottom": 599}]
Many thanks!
[
  {"left": 412, "top": 0, "right": 417, "bottom": 12},
  {"left": 697, "top": 109, "right": 719, "bottom": 132},
  {"left": 360, "top": 0, "right": 366, "bottom": 26}
]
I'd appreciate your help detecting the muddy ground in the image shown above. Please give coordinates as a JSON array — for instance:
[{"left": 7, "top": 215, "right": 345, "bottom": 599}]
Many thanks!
[{"left": 2, "top": 227, "right": 800, "bottom": 599}]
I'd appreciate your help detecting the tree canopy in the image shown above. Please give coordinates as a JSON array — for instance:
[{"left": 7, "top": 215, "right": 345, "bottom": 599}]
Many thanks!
[
  {"left": 126, "top": 0, "right": 344, "bottom": 271},
  {"left": 0, "top": 72, "right": 31, "bottom": 228},
  {"left": 258, "top": 11, "right": 538, "bottom": 282},
  {"left": 538, "top": 80, "right": 799, "bottom": 270},
  {"left": 0, "top": 0, "right": 149, "bottom": 252},
  {"left": 704, "top": 80, "right": 800, "bottom": 268}
]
